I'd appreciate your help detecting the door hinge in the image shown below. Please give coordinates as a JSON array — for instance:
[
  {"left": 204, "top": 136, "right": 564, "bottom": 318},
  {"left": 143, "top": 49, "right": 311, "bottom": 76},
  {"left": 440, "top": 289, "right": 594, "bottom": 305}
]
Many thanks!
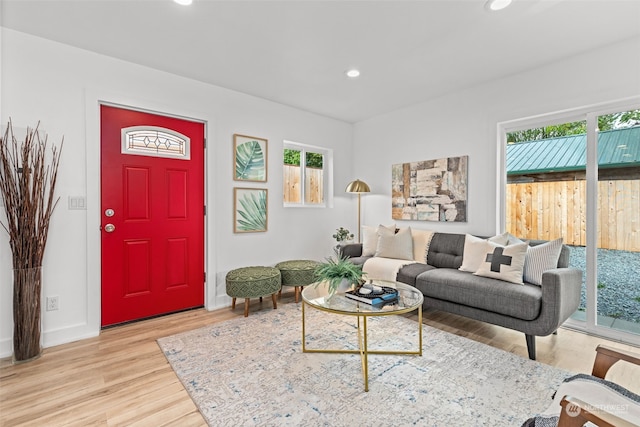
[
  {"left": 204, "top": 205, "right": 207, "bottom": 215},
  {"left": 203, "top": 272, "right": 207, "bottom": 282},
  {"left": 203, "top": 138, "right": 206, "bottom": 149}
]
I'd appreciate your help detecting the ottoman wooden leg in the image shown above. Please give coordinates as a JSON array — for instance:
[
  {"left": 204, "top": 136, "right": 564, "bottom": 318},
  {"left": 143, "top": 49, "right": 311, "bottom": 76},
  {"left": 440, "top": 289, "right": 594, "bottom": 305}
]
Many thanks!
[
  {"left": 232, "top": 297, "right": 236, "bottom": 310},
  {"left": 272, "top": 293, "right": 277, "bottom": 309},
  {"left": 244, "top": 298, "right": 250, "bottom": 317}
]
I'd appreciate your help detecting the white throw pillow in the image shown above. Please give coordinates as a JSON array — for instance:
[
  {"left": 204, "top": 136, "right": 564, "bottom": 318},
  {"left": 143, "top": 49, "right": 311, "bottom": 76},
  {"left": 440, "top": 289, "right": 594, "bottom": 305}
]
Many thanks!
[
  {"left": 409, "top": 228, "right": 434, "bottom": 263},
  {"left": 362, "top": 224, "right": 395, "bottom": 257},
  {"left": 459, "top": 234, "right": 493, "bottom": 273},
  {"left": 488, "top": 232, "right": 510, "bottom": 246},
  {"left": 523, "top": 238, "right": 563, "bottom": 286},
  {"left": 459, "top": 233, "right": 510, "bottom": 273},
  {"left": 474, "top": 241, "right": 528, "bottom": 285},
  {"left": 375, "top": 226, "right": 414, "bottom": 260}
]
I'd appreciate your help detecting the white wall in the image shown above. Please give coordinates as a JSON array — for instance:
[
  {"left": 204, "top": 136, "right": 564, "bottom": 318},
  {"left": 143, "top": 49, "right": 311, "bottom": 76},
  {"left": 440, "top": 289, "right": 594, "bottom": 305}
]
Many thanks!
[
  {"left": 353, "top": 36, "right": 640, "bottom": 237},
  {"left": 3, "top": 28, "right": 639, "bottom": 359},
  {"left": 0, "top": 29, "right": 354, "bottom": 357}
]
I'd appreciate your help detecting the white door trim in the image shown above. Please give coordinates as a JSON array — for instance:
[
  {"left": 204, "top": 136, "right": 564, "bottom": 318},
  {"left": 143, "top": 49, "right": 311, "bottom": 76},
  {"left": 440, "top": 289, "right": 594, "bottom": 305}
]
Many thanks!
[{"left": 84, "top": 88, "right": 215, "bottom": 335}]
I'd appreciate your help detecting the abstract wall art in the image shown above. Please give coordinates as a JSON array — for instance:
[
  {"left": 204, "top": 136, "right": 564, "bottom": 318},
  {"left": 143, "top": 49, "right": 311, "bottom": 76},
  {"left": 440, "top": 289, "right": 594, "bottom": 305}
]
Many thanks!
[{"left": 392, "top": 155, "right": 468, "bottom": 222}]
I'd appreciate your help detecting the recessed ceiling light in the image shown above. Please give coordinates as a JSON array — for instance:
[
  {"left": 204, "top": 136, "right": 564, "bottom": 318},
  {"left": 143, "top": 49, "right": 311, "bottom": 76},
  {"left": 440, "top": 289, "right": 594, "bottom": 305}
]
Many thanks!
[
  {"left": 174, "top": 0, "right": 192, "bottom": 5},
  {"left": 346, "top": 69, "right": 361, "bottom": 78},
  {"left": 485, "top": 0, "right": 512, "bottom": 11}
]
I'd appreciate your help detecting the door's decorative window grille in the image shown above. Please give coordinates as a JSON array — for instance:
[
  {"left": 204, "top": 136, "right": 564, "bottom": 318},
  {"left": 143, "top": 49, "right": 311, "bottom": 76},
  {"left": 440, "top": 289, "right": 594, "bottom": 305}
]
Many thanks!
[{"left": 121, "top": 126, "right": 191, "bottom": 160}]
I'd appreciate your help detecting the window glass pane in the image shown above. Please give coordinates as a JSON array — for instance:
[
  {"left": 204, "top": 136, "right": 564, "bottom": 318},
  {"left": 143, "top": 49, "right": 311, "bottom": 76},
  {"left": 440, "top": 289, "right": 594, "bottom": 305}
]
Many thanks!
[
  {"left": 304, "top": 151, "right": 324, "bottom": 204},
  {"left": 305, "top": 152, "right": 323, "bottom": 168},
  {"left": 506, "top": 120, "right": 587, "bottom": 321},
  {"left": 283, "top": 141, "right": 330, "bottom": 207},
  {"left": 121, "top": 126, "right": 190, "bottom": 159},
  {"left": 283, "top": 148, "right": 300, "bottom": 166},
  {"left": 283, "top": 149, "right": 301, "bottom": 203},
  {"left": 595, "top": 109, "right": 640, "bottom": 334}
]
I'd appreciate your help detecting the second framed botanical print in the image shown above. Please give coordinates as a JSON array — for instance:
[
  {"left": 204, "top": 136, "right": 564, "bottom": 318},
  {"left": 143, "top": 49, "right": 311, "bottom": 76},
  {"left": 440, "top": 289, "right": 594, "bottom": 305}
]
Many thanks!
[
  {"left": 234, "top": 187, "right": 268, "bottom": 233},
  {"left": 233, "top": 134, "right": 267, "bottom": 182}
]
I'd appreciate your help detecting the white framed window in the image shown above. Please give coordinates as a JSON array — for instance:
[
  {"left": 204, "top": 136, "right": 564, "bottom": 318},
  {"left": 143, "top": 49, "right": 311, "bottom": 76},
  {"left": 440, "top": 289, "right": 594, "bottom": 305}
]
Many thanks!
[
  {"left": 121, "top": 126, "right": 190, "bottom": 160},
  {"left": 283, "top": 140, "right": 333, "bottom": 207}
]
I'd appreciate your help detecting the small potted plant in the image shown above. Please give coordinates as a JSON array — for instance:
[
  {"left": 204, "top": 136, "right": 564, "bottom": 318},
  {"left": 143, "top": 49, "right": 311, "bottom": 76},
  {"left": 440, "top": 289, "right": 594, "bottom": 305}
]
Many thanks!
[
  {"left": 332, "top": 227, "right": 354, "bottom": 246},
  {"left": 314, "top": 249, "right": 365, "bottom": 299}
]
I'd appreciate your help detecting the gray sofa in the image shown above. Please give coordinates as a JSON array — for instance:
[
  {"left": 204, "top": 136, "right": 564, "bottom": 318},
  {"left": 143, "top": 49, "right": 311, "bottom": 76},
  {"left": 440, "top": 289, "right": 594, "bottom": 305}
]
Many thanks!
[{"left": 341, "top": 232, "right": 583, "bottom": 360}]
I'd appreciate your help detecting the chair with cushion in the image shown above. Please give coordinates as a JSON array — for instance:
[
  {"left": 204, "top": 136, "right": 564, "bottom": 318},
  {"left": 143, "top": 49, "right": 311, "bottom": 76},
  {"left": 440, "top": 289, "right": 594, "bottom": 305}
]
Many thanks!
[
  {"left": 225, "top": 266, "right": 281, "bottom": 317},
  {"left": 522, "top": 345, "right": 640, "bottom": 426},
  {"left": 275, "top": 259, "right": 320, "bottom": 303}
]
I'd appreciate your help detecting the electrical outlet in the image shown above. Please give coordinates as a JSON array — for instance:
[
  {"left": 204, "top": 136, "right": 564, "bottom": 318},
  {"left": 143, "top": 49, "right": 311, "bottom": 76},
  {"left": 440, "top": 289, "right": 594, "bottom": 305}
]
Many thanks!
[{"left": 46, "top": 296, "right": 59, "bottom": 311}]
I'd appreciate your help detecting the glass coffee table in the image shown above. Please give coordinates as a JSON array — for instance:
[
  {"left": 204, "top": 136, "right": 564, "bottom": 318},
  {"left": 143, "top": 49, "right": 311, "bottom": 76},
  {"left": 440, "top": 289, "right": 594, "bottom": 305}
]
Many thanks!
[{"left": 301, "top": 280, "right": 424, "bottom": 392}]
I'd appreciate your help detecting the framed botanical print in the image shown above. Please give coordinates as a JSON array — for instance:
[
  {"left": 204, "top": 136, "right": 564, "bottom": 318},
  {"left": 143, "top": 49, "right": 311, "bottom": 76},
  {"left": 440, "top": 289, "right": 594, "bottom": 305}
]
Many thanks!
[
  {"left": 233, "top": 134, "right": 267, "bottom": 182},
  {"left": 234, "top": 187, "right": 268, "bottom": 233}
]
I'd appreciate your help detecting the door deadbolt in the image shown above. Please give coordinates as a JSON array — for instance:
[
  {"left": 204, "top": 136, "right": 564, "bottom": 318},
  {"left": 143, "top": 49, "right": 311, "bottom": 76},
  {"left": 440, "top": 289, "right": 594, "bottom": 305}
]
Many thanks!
[{"left": 105, "top": 208, "right": 115, "bottom": 217}]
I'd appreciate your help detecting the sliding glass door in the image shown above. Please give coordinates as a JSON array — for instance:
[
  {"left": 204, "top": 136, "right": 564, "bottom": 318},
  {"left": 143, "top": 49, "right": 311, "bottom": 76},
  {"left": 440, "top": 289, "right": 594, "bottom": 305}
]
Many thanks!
[
  {"left": 594, "top": 109, "right": 640, "bottom": 335},
  {"left": 502, "top": 101, "right": 640, "bottom": 344}
]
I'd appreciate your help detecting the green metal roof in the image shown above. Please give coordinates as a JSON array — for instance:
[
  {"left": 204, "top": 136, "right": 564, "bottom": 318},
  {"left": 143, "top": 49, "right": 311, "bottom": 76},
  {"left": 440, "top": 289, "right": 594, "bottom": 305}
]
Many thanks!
[{"left": 507, "top": 126, "right": 640, "bottom": 175}]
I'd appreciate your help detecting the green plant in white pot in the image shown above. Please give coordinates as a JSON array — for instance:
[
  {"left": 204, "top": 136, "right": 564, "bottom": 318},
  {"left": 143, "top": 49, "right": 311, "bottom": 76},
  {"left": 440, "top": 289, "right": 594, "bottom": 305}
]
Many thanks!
[
  {"left": 332, "top": 227, "right": 354, "bottom": 245},
  {"left": 314, "top": 249, "right": 364, "bottom": 298}
]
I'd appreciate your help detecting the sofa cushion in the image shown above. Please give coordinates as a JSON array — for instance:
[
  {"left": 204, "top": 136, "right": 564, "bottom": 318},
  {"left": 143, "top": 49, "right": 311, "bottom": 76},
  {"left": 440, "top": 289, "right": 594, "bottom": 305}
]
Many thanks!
[
  {"left": 522, "top": 239, "right": 570, "bottom": 269},
  {"left": 416, "top": 269, "right": 542, "bottom": 320},
  {"left": 339, "top": 243, "right": 363, "bottom": 259},
  {"left": 362, "top": 224, "right": 395, "bottom": 256},
  {"left": 426, "top": 233, "right": 466, "bottom": 269},
  {"left": 375, "top": 226, "right": 414, "bottom": 260},
  {"left": 474, "top": 241, "right": 528, "bottom": 285},
  {"left": 523, "top": 238, "right": 564, "bottom": 286},
  {"left": 459, "top": 233, "right": 510, "bottom": 273},
  {"left": 459, "top": 233, "right": 528, "bottom": 273},
  {"left": 347, "top": 256, "right": 371, "bottom": 267},
  {"left": 410, "top": 228, "right": 435, "bottom": 263},
  {"left": 396, "top": 262, "right": 435, "bottom": 286}
]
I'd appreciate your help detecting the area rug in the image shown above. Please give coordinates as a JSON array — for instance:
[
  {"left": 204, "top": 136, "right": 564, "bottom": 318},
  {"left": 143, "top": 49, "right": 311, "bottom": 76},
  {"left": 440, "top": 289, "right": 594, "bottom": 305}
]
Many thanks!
[{"left": 157, "top": 303, "right": 572, "bottom": 426}]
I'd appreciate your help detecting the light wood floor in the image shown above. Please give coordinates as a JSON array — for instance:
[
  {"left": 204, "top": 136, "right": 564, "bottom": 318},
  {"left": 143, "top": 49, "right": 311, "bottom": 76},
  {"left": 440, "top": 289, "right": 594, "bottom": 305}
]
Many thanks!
[{"left": 2, "top": 291, "right": 639, "bottom": 427}]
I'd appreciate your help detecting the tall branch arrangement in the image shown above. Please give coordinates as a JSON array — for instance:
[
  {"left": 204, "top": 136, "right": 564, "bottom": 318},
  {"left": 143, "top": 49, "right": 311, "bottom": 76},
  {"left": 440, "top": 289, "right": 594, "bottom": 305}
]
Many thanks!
[{"left": 0, "top": 119, "right": 62, "bottom": 362}]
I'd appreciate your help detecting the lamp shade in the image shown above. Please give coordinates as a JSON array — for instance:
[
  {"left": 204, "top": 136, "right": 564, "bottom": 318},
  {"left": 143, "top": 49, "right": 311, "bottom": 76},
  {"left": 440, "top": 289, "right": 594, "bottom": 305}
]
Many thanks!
[{"left": 345, "top": 179, "right": 370, "bottom": 193}]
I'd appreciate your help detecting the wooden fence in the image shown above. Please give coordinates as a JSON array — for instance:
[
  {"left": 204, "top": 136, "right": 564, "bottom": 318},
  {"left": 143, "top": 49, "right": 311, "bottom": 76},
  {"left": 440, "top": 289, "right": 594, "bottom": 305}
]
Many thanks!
[
  {"left": 506, "top": 180, "right": 640, "bottom": 252},
  {"left": 283, "top": 165, "right": 323, "bottom": 204}
]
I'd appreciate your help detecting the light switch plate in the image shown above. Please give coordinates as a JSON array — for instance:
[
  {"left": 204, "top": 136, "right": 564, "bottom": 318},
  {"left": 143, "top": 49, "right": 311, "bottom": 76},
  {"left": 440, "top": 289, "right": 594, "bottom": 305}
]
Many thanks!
[{"left": 68, "top": 196, "right": 86, "bottom": 210}]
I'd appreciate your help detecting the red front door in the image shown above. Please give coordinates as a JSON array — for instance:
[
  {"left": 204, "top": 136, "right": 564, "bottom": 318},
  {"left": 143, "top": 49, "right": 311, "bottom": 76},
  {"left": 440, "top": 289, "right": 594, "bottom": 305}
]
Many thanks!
[{"left": 100, "top": 105, "right": 205, "bottom": 327}]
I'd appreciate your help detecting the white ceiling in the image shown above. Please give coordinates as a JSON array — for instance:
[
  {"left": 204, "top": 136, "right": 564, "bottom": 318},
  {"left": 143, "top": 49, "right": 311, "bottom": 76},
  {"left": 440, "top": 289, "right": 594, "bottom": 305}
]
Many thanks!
[{"left": 2, "top": 0, "right": 640, "bottom": 123}]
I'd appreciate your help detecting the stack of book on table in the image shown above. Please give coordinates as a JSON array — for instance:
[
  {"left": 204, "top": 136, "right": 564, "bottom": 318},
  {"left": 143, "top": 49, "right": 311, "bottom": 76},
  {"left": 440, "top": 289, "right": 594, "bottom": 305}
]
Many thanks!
[{"left": 345, "top": 283, "right": 398, "bottom": 307}]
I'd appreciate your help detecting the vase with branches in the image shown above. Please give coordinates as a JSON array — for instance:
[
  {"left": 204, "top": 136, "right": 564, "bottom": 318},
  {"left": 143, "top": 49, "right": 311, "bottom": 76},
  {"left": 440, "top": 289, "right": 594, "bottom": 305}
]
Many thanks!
[{"left": 0, "top": 119, "right": 62, "bottom": 363}]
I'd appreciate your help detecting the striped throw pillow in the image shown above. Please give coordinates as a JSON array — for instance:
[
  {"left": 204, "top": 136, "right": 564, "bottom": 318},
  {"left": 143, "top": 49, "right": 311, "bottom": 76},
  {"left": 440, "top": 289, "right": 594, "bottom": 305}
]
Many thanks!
[{"left": 523, "top": 238, "right": 563, "bottom": 286}]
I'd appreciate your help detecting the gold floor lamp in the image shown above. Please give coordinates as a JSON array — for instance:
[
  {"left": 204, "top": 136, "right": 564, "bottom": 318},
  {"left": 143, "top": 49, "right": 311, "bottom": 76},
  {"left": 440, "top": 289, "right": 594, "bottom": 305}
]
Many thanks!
[{"left": 345, "top": 179, "right": 371, "bottom": 243}]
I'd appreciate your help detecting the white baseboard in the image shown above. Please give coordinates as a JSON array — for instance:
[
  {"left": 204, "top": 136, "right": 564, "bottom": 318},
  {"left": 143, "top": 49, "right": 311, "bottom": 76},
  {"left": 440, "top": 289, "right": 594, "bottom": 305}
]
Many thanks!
[
  {"left": 0, "top": 338, "right": 12, "bottom": 359},
  {"left": 0, "top": 322, "right": 99, "bottom": 359}
]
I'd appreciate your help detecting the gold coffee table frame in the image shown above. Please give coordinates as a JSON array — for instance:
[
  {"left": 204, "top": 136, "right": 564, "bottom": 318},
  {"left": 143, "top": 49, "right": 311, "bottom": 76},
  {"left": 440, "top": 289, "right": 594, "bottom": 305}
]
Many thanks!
[{"left": 301, "top": 280, "right": 423, "bottom": 392}]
